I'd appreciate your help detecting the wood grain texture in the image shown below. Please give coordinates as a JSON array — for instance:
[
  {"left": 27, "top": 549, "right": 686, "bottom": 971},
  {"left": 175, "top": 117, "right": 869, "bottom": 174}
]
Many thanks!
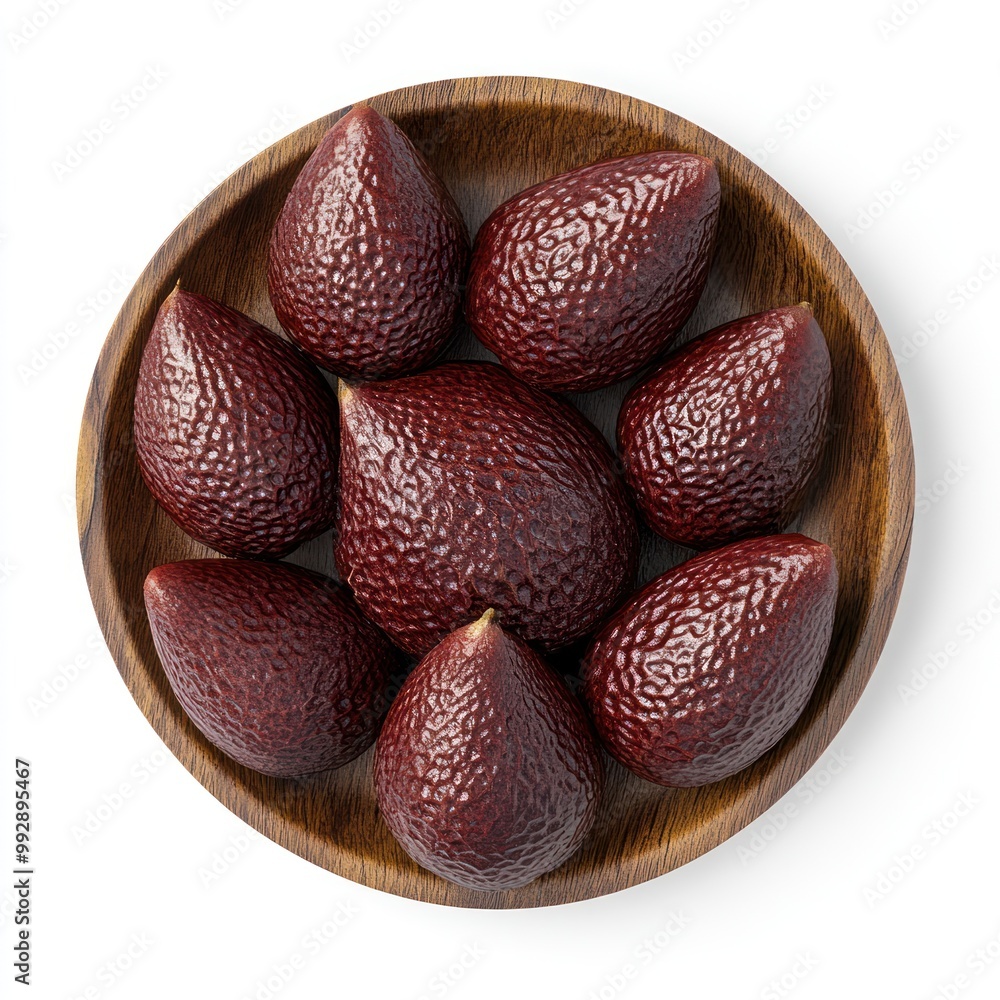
[{"left": 76, "top": 76, "right": 915, "bottom": 909}]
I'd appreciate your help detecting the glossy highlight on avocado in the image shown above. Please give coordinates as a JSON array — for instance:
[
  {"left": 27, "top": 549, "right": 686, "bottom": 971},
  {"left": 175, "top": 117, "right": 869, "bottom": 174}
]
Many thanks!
[
  {"left": 582, "top": 534, "right": 838, "bottom": 787},
  {"left": 375, "top": 611, "right": 603, "bottom": 890},
  {"left": 133, "top": 287, "right": 338, "bottom": 558},
  {"left": 268, "top": 105, "right": 470, "bottom": 379},
  {"left": 144, "top": 559, "right": 398, "bottom": 777},
  {"left": 617, "top": 304, "right": 832, "bottom": 550},
  {"left": 465, "top": 150, "right": 720, "bottom": 392},
  {"left": 335, "top": 361, "right": 639, "bottom": 656}
]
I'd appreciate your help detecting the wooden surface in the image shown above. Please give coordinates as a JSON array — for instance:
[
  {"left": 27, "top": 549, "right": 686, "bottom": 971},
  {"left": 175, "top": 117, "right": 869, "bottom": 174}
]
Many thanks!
[{"left": 77, "top": 76, "right": 915, "bottom": 908}]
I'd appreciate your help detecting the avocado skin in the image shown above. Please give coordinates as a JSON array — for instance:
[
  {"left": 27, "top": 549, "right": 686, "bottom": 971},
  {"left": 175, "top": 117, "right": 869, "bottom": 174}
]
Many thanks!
[
  {"left": 335, "top": 361, "right": 639, "bottom": 656},
  {"left": 582, "top": 534, "right": 838, "bottom": 788},
  {"left": 144, "top": 559, "right": 398, "bottom": 778},
  {"left": 375, "top": 615, "right": 602, "bottom": 890},
  {"left": 618, "top": 304, "right": 832, "bottom": 550},
  {"left": 134, "top": 288, "right": 338, "bottom": 558},
  {"left": 268, "top": 106, "right": 470, "bottom": 380},
  {"left": 465, "top": 151, "right": 720, "bottom": 392}
]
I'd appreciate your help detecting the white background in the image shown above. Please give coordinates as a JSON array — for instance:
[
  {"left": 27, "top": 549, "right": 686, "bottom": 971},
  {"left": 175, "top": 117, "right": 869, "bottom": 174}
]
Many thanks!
[{"left": 2, "top": 0, "right": 999, "bottom": 997}]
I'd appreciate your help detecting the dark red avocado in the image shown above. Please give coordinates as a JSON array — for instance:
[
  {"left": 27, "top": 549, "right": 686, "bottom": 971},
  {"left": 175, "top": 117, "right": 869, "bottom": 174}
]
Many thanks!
[
  {"left": 133, "top": 287, "right": 338, "bottom": 558},
  {"left": 334, "top": 361, "right": 639, "bottom": 657},
  {"left": 582, "top": 534, "right": 838, "bottom": 788},
  {"left": 375, "top": 611, "right": 603, "bottom": 890},
  {"left": 144, "top": 559, "right": 398, "bottom": 778},
  {"left": 617, "top": 303, "right": 832, "bottom": 550},
  {"left": 267, "top": 105, "right": 470, "bottom": 380},
  {"left": 465, "top": 151, "right": 720, "bottom": 392}
]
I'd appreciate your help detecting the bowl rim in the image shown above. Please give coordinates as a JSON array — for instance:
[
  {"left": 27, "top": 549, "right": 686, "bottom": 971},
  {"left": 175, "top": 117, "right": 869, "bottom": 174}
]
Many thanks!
[{"left": 77, "top": 75, "right": 915, "bottom": 909}]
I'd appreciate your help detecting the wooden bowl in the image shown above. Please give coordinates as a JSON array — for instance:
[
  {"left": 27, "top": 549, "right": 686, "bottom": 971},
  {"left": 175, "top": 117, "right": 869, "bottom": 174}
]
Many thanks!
[{"left": 77, "top": 76, "right": 914, "bottom": 908}]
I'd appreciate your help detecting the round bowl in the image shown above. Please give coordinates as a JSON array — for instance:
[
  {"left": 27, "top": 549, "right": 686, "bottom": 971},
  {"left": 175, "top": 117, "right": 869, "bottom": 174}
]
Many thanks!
[{"left": 77, "top": 76, "right": 914, "bottom": 908}]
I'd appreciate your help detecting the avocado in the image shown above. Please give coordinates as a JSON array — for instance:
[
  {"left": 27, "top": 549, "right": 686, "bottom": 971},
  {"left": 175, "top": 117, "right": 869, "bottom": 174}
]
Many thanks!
[
  {"left": 618, "top": 304, "right": 832, "bottom": 549},
  {"left": 375, "top": 610, "right": 603, "bottom": 889},
  {"left": 582, "top": 534, "right": 838, "bottom": 787},
  {"left": 465, "top": 151, "right": 719, "bottom": 391},
  {"left": 144, "top": 559, "right": 399, "bottom": 777},
  {"left": 133, "top": 287, "right": 337, "bottom": 558},
  {"left": 335, "top": 361, "right": 638, "bottom": 655},
  {"left": 268, "top": 106, "right": 469, "bottom": 379}
]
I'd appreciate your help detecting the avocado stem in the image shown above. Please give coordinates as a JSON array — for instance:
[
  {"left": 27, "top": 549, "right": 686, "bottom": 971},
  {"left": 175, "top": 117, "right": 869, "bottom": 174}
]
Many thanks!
[{"left": 467, "top": 608, "right": 498, "bottom": 637}]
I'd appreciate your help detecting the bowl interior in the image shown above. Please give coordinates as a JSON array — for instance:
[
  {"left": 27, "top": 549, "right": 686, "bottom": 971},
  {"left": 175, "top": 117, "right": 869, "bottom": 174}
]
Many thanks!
[{"left": 78, "top": 77, "right": 913, "bottom": 908}]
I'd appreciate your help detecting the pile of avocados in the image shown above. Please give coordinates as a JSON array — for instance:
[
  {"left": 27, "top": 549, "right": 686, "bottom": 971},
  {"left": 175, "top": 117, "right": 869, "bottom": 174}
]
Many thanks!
[{"left": 135, "top": 106, "right": 835, "bottom": 891}]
